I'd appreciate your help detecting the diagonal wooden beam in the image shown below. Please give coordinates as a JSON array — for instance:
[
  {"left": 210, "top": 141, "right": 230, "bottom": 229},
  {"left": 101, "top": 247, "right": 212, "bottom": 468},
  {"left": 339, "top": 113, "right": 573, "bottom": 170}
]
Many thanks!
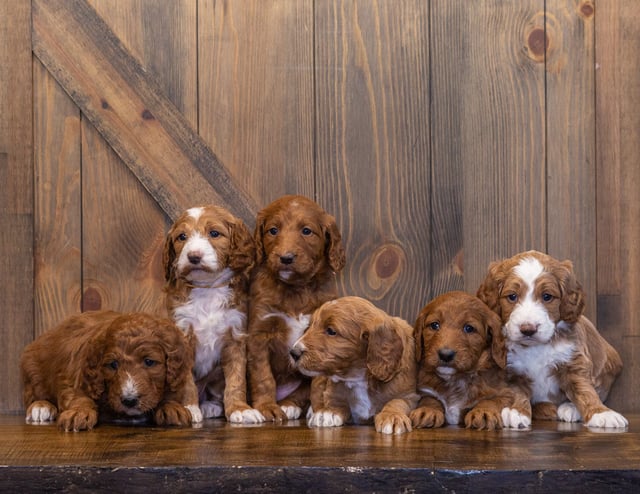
[{"left": 32, "top": 0, "right": 258, "bottom": 224}]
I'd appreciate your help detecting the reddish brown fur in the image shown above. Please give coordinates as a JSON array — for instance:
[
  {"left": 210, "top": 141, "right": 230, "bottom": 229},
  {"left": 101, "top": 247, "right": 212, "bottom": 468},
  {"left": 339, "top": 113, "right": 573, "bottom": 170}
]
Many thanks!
[
  {"left": 163, "top": 205, "right": 256, "bottom": 421},
  {"left": 411, "top": 292, "right": 531, "bottom": 430},
  {"left": 476, "top": 250, "right": 626, "bottom": 427},
  {"left": 247, "top": 195, "right": 346, "bottom": 421},
  {"left": 291, "top": 296, "right": 418, "bottom": 434},
  {"left": 21, "top": 311, "right": 198, "bottom": 431}
]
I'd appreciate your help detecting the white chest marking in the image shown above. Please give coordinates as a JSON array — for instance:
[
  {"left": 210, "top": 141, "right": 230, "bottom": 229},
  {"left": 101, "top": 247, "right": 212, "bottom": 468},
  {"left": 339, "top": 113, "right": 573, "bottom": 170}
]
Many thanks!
[{"left": 345, "top": 379, "right": 374, "bottom": 422}]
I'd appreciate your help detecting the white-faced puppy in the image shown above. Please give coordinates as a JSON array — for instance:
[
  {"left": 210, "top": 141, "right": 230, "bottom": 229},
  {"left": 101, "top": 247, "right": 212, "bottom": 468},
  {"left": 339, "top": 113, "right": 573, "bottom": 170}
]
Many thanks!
[
  {"left": 21, "top": 311, "right": 201, "bottom": 431},
  {"left": 290, "top": 296, "right": 418, "bottom": 434},
  {"left": 477, "top": 250, "right": 627, "bottom": 429},
  {"left": 410, "top": 292, "right": 531, "bottom": 431},
  {"left": 247, "top": 195, "right": 346, "bottom": 422},
  {"left": 164, "top": 205, "right": 263, "bottom": 424}
]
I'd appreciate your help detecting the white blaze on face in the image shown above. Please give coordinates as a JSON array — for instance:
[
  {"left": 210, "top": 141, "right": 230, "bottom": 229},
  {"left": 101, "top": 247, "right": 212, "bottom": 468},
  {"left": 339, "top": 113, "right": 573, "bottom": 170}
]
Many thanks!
[
  {"left": 176, "top": 208, "right": 220, "bottom": 277},
  {"left": 122, "top": 373, "right": 139, "bottom": 400}
]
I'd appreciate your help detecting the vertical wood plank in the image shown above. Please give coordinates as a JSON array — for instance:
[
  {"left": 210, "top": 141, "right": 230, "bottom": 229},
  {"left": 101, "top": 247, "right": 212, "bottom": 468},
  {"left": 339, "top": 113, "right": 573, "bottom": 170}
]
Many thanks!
[
  {"left": 0, "top": 0, "right": 33, "bottom": 412},
  {"left": 315, "top": 0, "right": 431, "bottom": 322},
  {"left": 198, "top": 0, "right": 315, "bottom": 211},
  {"left": 546, "top": 0, "right": 597, "bottom": 320},
  {"left": 79, "top": 0, "right": 198, "bottom": 316},
  {"left": 33, "top": 59, "right": 83, "bottom": 335},
  {"left": 596, "top": 0, "right": 640, "bottom": 413},
  {"left": 434, "top": 0, "right": 547, "bottom": 293}
]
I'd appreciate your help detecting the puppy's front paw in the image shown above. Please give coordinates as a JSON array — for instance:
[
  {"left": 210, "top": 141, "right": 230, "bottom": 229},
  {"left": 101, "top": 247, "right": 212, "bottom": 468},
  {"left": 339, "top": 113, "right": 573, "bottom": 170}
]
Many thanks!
[
  {"left": 228, "top": 408, "right": 266, "bottom": 424},
  {"left": 185, "top": 404, "right": 203, "bottom": 424},
  {"left": 200, "top": 401, "right": 224, "bottom": 419},
  {"left": 280, "top": 405, "right": 302, "bottom": 420},
  {"left": 465, "top": 407, "right": 502, "bottom": 430},
  {"left": 375, "top": 412, "right": 412, "bottom": 435},
  {"left": 58, "top": 407, "right": 98, "bottom": 431},
  {"left": 155, "top": 401, "right": 193, "bottom": 426},
  {"left": 557, "top": 402, "right": 582, "bottom": 422},
  {"left": 26, "top": 400, "right": 57, "bottom": 423},
  {"left": 307, "top": 409, "right": 344, "bottom": 428},
  {"left": 409, "top": 406, "right": 445, "bottom": 428},
  {"left": 586, "top": 410, "right": 628, "bottom": 429},
  {"left": 501, "top": 407, "right": 531, "bottom": 429},
  {"left": 256, "top": 403, "right": 287, "bottom": 422}
]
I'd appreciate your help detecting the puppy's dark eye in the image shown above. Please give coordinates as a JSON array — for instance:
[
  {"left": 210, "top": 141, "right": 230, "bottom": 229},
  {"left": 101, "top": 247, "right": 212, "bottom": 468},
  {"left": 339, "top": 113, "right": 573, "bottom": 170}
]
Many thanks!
[
  {"left": 463, "top": 324, "right": 476, "bottom": 334},
  {"left": 209, "top": 230, "right": 220, "bottom": 238},
  {"left": 542, "top": 293, "right": 553, "bottom": 302},
  {"left": 429, "top": 322, "right": 440, "bottom": 331},
  {"left": 268, "top": 227, "right": 278, "bottom": 236},
  {"left": 177, "top": 233, "right": 187, "bottom": 242},
  {"left": 106, "top": 360, "right": 118, "bottom": 370},
  {"left": 302, "top": 227, "right": 312, "bottom": 236},
  {"left": 507, "top": 293, "right": 518, "bottom": 303},
  {"left": 143, "top": 358, "right": 157, "bottom": 367},
  {"left": 325, "top": 327, "right": 337, "bottom": 336}
]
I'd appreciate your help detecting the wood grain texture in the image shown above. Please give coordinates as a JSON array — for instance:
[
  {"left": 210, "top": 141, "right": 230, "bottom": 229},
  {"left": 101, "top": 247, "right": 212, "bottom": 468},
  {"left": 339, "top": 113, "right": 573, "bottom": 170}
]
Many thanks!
[
  {"left": 546, "top": 0, "right": 597, "bottom": 320},
  {"left": 595, "top": 0, "right": 640, "bottom": 413},
  {"left": 198, "top": 0, "right": 315, "bottom": 212},
  {"left": 32, "top": 0, "right": 258, "bottom": 224},
  {"left": 0, "top": 1, "right": 33, "bottom": 413},
  {"left": 1, "top": 414, "right": 640, "bottom": 492},
  {"left": 315, "top": 0, "right": 431, "bottom": 323},
  {"left": 33, "top": 60, "right": 83, "bottom": 335}
]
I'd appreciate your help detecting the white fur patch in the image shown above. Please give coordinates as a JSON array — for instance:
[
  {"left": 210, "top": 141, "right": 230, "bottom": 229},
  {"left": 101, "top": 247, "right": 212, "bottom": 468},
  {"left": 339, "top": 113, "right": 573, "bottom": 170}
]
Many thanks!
[
  {"left": 419, "top": 385, "right": 465, "bottom": 425},
  {"left": 173, "top": 282, "right": 246, "bottom": 380},
  {"left": 26, "top": 403, "right": 57, "bottom": 423},
  {"left": 557, "top": 402, "right": 582, "bottom": 422},
  {"left": 187, "top": 206, "right": 205, "bottom": 221},
  {"left": 345, "top": 379, "right": 374, "bottom": 422},
  {"left": 261, "top": 312, "right": 311, "bottom": 349},
  {"left": 307, "top": 410, "right": 344, "bottom": 428},
  {"left": 122, "top": 373, "right": 138, "bottom": 399},
  {"left": 501, "top": 407, "right": 531, "bottom": 429},
  {"left": 186, "top": 404, "right": 203, "bottom": 424},
  {"left": 200, "top": 401, "right": 224, "bottom": 419},
  {"left": 228, "top": 408, "right": 266, "bottom": 424},
  {"left": 280, "top": 405, "right": 303, "bottom": 420},
  {"left": 587, "top": 410, "right": 628, "bottom": 429},
  {"left": 176, "top": 231, "right": 220, "bottom": 278}
]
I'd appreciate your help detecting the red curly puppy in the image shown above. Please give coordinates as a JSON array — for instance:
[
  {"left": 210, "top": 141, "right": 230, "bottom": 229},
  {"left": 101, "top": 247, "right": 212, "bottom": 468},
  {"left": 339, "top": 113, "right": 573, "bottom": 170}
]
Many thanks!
[
  {"left": 411, "top": 291, "right": 531, "bottom": 430},
  {"left": 247, "top": 195, "right": 346, "bottom": 422},
  {"left": 21, "top": 311, "right": 201, "bottom": 431}
]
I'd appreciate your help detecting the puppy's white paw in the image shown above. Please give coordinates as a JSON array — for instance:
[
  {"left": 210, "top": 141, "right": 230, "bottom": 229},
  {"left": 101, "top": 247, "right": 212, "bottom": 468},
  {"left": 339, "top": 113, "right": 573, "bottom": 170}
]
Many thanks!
[
  {"left": 229, "top": 408, "right": 266, "bottom": 424},
  {"left": 557, "top": 402, "right": 582, "bottom": 422},
  {"left": 280, "top": 405, "right": 302, "bottom": 420},
  {"left": 501, "top": 407, "right": 531, "bottom": 429},
  {"left": 26, "top": 402, "right": 57, "bottom": 423},
  {"left": 307, "top": 410, "right": 344, "bottom": 428},
  {"left": 200, "top": 401, "right": 224, "bottom": 419},
  {"left": 185, "top": 404, "right": 203, "bottom": 424},
  {"left": 587, "top": 410, "right": 628, "bottom": 429}
]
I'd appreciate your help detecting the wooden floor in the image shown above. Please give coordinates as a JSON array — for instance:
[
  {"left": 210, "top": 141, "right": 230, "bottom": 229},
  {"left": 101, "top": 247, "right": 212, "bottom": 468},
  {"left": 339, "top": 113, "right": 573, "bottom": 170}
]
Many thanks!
[{"left": 1, "top": 413, "right": 639, "bottom": 493}]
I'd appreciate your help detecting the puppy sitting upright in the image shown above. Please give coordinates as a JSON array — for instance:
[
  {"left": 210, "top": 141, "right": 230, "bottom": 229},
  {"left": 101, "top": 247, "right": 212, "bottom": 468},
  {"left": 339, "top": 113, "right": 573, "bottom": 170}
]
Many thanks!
[
  {"left": 247, "top": 195, "right": 346, "bottom": 422},
  {"left": 411, "top": 292, "right": 531, "bottom": 431},
  {"left": 477, "top": 250, "right": 627, "bottom": 429},
  {"left": 164, "top": 205, "right": 263, "bottom": 423},
  {"left": 291, "top": 296, "right": 418, "bottom": 434}
]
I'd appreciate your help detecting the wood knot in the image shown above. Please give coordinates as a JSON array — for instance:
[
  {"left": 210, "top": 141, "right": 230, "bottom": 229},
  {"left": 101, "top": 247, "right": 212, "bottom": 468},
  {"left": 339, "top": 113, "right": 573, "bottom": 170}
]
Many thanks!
[
  {"left": 141, "top": 109, "right": 155, "bottom": 120},
  {"left": 82, "top": 287, "right": 102, "bottom": 311},
  {"left": 579, "top": 1, "right": 594, "bottom": 19},
  {"left": 363, "top": 243, "right": 405, "bottom": 298},
  {"left": 526, "top": 28, "right": 547, "bottom": 62}
]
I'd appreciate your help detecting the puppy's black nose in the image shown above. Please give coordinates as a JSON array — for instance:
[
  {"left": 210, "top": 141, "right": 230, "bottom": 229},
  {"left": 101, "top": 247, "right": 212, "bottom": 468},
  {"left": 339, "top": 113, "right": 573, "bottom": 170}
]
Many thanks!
[
  {"left": 290, "top": 348, "right": 302, "bottom": 362},
  {"left": 520, "top": 323, "right": 537, "bottom": 337},
  {"left": 438, "top": 349, "right": 456, "bottom": 363},
  {"left": 122, "top": 398, "right": 139, "bottom": 409},
  {"left": 188, "top": 254, "right": 202, "bottom": 265},
  {"left": 280, "top": 254, "right": 295, "bottom": 265}
]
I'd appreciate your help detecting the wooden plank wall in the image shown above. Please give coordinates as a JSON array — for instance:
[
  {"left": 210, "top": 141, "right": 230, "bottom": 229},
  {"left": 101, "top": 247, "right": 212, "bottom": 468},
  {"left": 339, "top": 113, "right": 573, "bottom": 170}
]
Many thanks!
[{"left": 0, "top": 0, "right": 638, "bottom": 414}]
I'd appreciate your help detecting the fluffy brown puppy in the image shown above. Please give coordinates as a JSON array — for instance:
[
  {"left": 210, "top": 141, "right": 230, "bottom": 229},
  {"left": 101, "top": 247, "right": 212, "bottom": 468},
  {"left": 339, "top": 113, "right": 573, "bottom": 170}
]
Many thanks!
[
  {"left": 477, "top": 250, "right": 627, "bottom": 429},
  {"left": 410, "top": 291, "right": 531, "bottom": 431},
  {"left": 21, "top": 311, "right": 201, "bottom": 431},
  {"left": 164, "top": 205, "right": 263, "bottom": 423},
  {"left": 247, "top": 195, "right": 346, "bottom": 422},
  {"left": 291, "top": 296, "right": 418, "bottom": 434}
]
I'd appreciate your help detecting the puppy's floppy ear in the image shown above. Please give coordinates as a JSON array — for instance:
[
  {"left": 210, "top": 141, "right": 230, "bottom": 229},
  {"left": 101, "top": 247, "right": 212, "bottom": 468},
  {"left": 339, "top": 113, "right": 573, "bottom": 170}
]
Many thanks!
[
  {"left": 163, "top": 226, "right": 177, "bottom": 284},
  {"left": 82, "top": 330, "right": 108, "bottom": 400},
  {"left": 253, "top": 210, "right": 267, "bottom": 264},
  {"left": 413, "top": 310, "right": 427, "bottom": 362},
  {"left": 228, "top": 219, "right": 256, "bottom": 273},
  {"left": 322, "top": 213, "right": 346, "bottom": 273},
  {"left": 363, "top": 316, "right": 403, "bottom": 382},
  {"left": 554, "top": 259, "right": 585, "bottom": 324},
  {"left": 485, "top": 308, "right": 507, "bottom": 369},
  {"left": 476, "top": 260, "right": 505, "bottom": 317},
  {"left": 155, "top": 320, "right": 195, "bottom": 392}
]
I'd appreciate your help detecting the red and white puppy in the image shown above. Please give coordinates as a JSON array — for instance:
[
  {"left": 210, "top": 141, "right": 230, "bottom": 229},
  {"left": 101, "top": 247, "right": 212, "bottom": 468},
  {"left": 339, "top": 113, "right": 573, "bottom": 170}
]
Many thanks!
[
  {"left": 411, "top": 292, "right": 531, "bottom": 430},
  {"left": 164, "top": 205, "right": 263, "bottom": 423},
  {"left": 477, "top": 250, "right": 627, "bottom": 429},
  {"left": 291, "top": 296, "right": 418, "bottom": 434}
]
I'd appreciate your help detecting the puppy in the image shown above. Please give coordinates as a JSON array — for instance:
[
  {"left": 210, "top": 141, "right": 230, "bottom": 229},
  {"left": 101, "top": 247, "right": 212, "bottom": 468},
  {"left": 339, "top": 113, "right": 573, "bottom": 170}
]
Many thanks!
[
  {"left": 410, "top": 292, "right": 531, "bottom": 431},
  {"left": 477, "top": 250, "right": 627, "bottom": 428},
  {"left": 164, "top": 205, "right": 263, "bottom": 423},
  {"left": 247, "top": 195, "right": 346, "bottom": 422},
  {"left": 21, "top": 311, "right": 201, "bottom": 431},
  {"left": 290, "top": 296, "right": 418, "bottom": 434}
]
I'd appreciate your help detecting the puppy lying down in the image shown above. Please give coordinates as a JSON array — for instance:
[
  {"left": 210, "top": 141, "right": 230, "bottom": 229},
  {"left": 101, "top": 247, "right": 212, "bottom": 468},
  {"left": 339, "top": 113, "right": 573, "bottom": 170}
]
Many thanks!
[
  {"left": 21, "top": 310, "right": 202, "bottom": 431},
  {"left": 291, "top": 296, "right": 418, "bottom": 434}
]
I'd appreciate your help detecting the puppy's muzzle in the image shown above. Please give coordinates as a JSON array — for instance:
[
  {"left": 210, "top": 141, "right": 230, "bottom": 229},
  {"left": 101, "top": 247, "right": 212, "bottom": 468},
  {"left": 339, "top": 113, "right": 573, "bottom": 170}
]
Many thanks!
[{"left": 290, "top": 347, "right": 303, "bottom": 362}]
